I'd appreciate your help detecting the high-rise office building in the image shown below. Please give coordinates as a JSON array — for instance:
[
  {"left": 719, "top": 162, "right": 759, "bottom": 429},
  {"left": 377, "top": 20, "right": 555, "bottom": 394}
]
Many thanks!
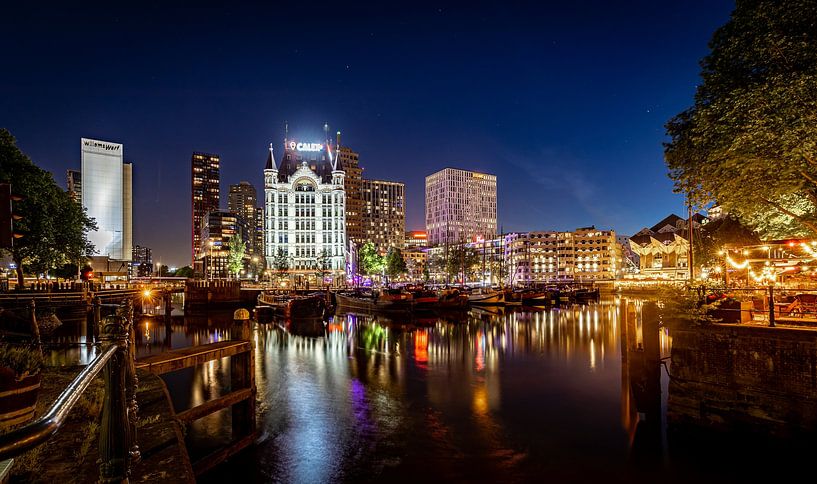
[
  {"left": 131, "top": 245, "right": 153, "bottom": 277},
  {"left": 228, "top": 181, "right": 259, "bottom": 255},
  {"left": 67, "top": 169, "right": 81, "bottom": 204},
  {"left": 191, "top": 152, "right": 220, "bottom": 267},
  {"left": 201, "top": 210, "right": 246, "bottom": 279},
  {"left": 362, "top": 179, "right": 405, "bottom": 252},
  {"left": 425, "top": 167, "right": 497, "bottom": 246},
  {"left": 263, "top": 138, "right": 346, "bottom": 282},
  {"left": 80, "top": 138, "right": 132, "bottom": 260},
  {"left": 337, "top": 144, "right": 364, "bottom": 246}
]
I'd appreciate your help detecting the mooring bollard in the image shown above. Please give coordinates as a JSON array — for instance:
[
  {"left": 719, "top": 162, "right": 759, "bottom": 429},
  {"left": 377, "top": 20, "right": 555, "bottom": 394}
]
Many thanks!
[{"left": 231, "top": 308, "right": 256, "bottom": 440}]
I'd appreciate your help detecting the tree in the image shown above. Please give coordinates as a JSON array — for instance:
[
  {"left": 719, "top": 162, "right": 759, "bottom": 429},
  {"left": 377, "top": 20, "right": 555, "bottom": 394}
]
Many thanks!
[
  {"left": 226, "top": 233, "right": 246, "bottom": 279},
  {"left": 174, "top": 266, "right": 194, "bottom": 278},
  {"left": 447, "top": 245, "right": 480, "bottom": 283},
  {"left": 384, "top": 247, "right": 408, "bottom": 281},
  {"left": 314, "top": 249, "right": 332, "bottom": 283},
  {"left": 0, "top": 129, "right": 96, "bottom": 286},
  {"left": 273, "top": 248, "right": 289, "bottom": 283},
  {"left": 694, "top": 215, "right": 760, "bottom": 268},
  {"left": 665, "top": 1, "right": 817, "bottom": 239},
  {"left": 359, "top": 242, "right": 384, "bottom": 277}
]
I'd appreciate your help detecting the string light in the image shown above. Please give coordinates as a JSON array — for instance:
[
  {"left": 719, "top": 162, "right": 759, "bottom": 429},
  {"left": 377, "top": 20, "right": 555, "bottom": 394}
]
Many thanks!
[{"left": 726, "top": 255, "right": 750, "bottom": 269}]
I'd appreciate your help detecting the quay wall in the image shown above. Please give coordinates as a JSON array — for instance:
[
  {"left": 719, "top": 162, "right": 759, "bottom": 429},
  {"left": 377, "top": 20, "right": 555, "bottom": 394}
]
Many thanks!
[{"left": 668, "top": 324, "right": 817, "bottom": 436}]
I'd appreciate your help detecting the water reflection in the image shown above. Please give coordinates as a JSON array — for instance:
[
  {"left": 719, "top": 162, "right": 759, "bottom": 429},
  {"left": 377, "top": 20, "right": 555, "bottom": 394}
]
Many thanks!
[{"left": 42, "top": 297, "right": 817, "bottom": 482}]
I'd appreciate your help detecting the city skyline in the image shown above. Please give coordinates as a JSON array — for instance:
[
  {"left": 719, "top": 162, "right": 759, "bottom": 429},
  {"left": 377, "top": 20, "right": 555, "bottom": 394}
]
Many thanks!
[{"left": 0, "top": 2, "right": 735, "bottom": 266}]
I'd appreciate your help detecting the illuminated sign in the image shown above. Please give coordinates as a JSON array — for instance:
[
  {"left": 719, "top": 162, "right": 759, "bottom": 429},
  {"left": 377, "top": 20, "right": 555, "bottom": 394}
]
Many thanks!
[{"left": 288, "top": 141, "right": 323, "bottom": 152}]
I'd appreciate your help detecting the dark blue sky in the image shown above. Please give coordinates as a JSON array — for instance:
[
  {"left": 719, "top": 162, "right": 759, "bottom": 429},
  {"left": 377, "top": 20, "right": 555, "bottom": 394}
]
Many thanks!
[{"left": 1, "top": 1, "right": 734, "bottom": 267}]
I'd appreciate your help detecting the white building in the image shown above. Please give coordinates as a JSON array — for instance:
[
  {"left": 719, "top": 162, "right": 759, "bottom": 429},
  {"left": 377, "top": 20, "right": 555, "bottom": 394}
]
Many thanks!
[
  {"left": 80, "top": 138, "right": 132, "bottom": 261},
  {"left": 264, "top": 139, "right": 346, "bottom": 283},
  {"left": 425, "top": 167, "right": 497, "bottom": 247}
]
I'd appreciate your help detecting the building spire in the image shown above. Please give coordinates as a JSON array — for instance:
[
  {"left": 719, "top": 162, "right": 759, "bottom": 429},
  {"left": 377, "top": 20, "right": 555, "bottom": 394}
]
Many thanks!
[
  {"left": 284, "top": 121, "right": 288, "bottom": 143},
  {"left": 265, "top": 143, "right": 277, "bottom": 171}
]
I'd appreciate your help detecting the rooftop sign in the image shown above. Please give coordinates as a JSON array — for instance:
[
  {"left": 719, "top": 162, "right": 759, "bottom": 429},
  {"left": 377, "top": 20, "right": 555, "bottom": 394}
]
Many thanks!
[{"left": 288, "top": 141, "right": 323, "bottom": 152}]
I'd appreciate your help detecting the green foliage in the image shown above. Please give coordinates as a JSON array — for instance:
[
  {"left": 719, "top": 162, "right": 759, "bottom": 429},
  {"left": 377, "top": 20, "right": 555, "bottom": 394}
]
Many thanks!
[
  {"left": 174, "top": 265, "right": 194, "bottom": 278},
  {"left": 314, "top": 249, "right": 332, "bottom": 280},
  {"left": 360, "top": 242, "right": 384, "bottom": 276},
  {"left": 384, "top": 247, "right": 408, "bottom": 279},
  {"left": 664, "top": 1, "right": 817, "bottom": 238},
  {"left": 226, "top": 233, "right": 246, "bottom": 278},
  {"left": 273, "top": 248, "right": 289, "bottom": 280},
  {"left": 0, "top": 129, "right": 97, "bottom": 285},
  {"left": 0, "top": 344, "right": 43, "bottom": 377},
  {"left": 447, "top": 245, "right": 480, "bottom": 282},
  {"left": 695, "top": 215, "right": 761, "bottom": 268},
  {"left": 53, "top": 263, "right": 79, "bottom": 280}
]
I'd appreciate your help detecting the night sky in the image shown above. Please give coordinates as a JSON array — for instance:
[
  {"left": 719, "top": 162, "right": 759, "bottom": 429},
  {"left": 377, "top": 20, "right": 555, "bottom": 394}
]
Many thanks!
[{"left": 1, "top": 1, "right": 734, "bottom": 267}]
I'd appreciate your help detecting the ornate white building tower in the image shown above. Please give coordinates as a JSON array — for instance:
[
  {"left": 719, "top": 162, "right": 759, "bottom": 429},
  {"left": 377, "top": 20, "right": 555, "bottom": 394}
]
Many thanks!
[{"left": 264, "top": 138, "right": 346, "bottom": 283}]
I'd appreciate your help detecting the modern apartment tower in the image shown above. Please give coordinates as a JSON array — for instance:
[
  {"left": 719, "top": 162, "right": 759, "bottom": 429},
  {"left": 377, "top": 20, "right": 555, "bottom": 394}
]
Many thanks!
[
  {"left": 263, "top": 137, "right": 346, "bottom": 282},
  {"left": 425, "top": 167, "right": 497, "bottom": 247},
  {"left": 337, "top": 143, "right": 365, "bottom": 246},
  {"left": 227, "top": 181, "right": 259, "bottom": 256},
  {"left": 362, "top": 179, "right": 405, "bottom": 251},
  {"left": 191, "top": 152, "right": 220, "bottom": 267},
  {"left": 67, "top": 169, "right": 82, "bottom": 204},
  {"left": 80, "top": 138, "right": 132, "bottom": 261}
]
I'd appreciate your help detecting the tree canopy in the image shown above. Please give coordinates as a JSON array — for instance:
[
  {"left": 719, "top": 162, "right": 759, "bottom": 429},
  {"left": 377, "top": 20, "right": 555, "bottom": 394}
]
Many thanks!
[
  {"left": 665, "top": 1, "right": 817, "bottom": 238},
  {"left": 273, "top": 248, "right": 289, "bottom": 281},
  {"left": 359, "top": 242, "right": 384, "bottom": 276},
  {"left": 384, "top": 247, "right": 407, "bottom": 279},
  {"left": 0, "top": 129, "right": 96, "bottom": 285},
  {"left": 226, "top": 233, "right": 246, "bottom": 278}
]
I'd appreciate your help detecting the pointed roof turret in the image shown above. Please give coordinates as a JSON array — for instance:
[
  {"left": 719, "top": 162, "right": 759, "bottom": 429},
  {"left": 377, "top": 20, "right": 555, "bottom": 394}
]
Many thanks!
[{"left": 265, "top": 143, "right": 277, "bottom": 170}]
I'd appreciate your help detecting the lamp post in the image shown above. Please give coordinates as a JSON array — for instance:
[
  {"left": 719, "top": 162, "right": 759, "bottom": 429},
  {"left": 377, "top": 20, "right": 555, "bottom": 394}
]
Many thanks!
[{"left": 208, "top": 240, "right": 215, "bottom": 281}]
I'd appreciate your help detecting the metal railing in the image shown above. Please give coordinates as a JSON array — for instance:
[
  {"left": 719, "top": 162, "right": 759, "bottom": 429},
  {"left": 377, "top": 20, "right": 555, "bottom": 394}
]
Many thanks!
[{"left": 0, "top": 299, "right": 139, "bottom": 481}]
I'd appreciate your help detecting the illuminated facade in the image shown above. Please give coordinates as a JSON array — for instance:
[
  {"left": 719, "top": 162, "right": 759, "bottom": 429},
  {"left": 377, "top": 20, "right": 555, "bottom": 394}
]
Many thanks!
[
  {"left": 201, "top": 210, "right": 245, "bottom": 279},
  {"left": 337, "top": 144, "right": 365, "bottom": 246},
  {"left": 263, "top": 139, "right": 346, "bottom": 281},
  {"left": 362, "top": 179, "right": 405, "bottom": 252},
  {"left": 405, "top": 230, "right": 428, "bottom": 249},
  {"left": 228, "top": 181, "right": 261, "bottom": 256},
  {"left": 425, "top": 167, "right": 497, "bottom": 246},
  {"left": 628, "top": 214, "right": 704, "bottom": 280},
  {"left": 67, "top": 169, "right": 81, "bottom": 204},
  {"left": 507, "top": 227, "right": 621, "bottom": 283},
  {"left": 80, "top": 138, "right": 132, "bottom": 261},
  {"left": 191, "top": 152, "right": 220, "bottom": 267}
]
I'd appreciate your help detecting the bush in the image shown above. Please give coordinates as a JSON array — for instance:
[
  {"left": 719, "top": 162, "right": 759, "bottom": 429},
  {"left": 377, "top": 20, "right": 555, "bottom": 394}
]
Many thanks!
[{"left": 0, "top": 344, "right": 43, "bottom": 377}]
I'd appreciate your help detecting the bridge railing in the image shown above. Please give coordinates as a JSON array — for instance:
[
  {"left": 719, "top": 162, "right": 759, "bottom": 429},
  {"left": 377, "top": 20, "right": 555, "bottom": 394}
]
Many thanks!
[{"left": 0, "top": 299, "right": 139, "bottom": 481}]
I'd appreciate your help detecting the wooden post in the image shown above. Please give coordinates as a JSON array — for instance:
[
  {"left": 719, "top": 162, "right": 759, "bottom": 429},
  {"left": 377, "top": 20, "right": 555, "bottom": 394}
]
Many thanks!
[
  {"left": 230, "top": 309, "right": 255, "bottom": 441},
  {"left": 768, "top": 285, "right": 776, "bottom": 327},
  {"left": 99, "top": 308, "right": 130, "bottom": 482},
  {"left": 93, "top": 296, "right": 102, "bottom": 343},
  {"left": 164, "top": 290, "right": 172, "bottom": 320},
  {"left": 28, "top": 299, "right": 41, "bottom": 347}
]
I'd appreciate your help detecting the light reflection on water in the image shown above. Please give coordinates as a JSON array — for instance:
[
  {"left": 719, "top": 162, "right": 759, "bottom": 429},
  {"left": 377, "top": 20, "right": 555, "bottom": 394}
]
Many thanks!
[{"left": 45, "top": 298, "right": 813, "bottom": 483}]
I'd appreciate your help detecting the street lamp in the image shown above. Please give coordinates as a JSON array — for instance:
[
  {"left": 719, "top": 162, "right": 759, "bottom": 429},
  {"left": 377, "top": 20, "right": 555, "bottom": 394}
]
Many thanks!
[{"left": 208, "top": 240, "right": 215, "bottom": 281}]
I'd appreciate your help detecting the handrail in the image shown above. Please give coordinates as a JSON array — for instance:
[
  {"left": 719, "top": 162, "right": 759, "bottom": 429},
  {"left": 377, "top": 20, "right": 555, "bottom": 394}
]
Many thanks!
[{"left": 0, "top": 344, "right": 118, "bottom": 460}]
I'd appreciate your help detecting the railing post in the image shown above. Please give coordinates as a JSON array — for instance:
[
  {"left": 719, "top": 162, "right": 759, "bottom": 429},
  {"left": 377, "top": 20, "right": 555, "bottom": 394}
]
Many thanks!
[
  {"left": 120, "top": 299, "right": 141, "bottom": 465},
  {"left": 230, "top": 309, "right": 255, "bottom": 441},
  {"left": 768, "top": 285, "right": 776, "bottom": 327},
  {"left": 98, "top": 305, "right": 131, "bottom": 483},
  {"left": 93, "top": 296, "right": 102, "bottom": 343},
  {"left": 28, "top": 299, "right": 41, "bottom": 347}
]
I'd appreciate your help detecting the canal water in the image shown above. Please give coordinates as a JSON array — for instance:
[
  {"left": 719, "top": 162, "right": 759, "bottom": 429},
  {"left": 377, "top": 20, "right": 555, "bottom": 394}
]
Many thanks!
[{"left": 54, "top": 296, "right": 816, "bottom": 483}]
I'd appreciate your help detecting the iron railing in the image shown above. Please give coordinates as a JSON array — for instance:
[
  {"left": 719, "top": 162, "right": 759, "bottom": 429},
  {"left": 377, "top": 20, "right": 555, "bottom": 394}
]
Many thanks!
[{"left": 0, "top": 300, "right": 139, "bottom": 481}]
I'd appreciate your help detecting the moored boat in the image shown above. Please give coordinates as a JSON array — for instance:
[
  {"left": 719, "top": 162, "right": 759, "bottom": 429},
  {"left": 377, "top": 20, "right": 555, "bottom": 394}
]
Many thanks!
[
  {"left": 335, "top": 289, "right": 413, "bottom": 312},
  {"left": 468, "top": 288, "right": 505, "bottom": 305}
]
